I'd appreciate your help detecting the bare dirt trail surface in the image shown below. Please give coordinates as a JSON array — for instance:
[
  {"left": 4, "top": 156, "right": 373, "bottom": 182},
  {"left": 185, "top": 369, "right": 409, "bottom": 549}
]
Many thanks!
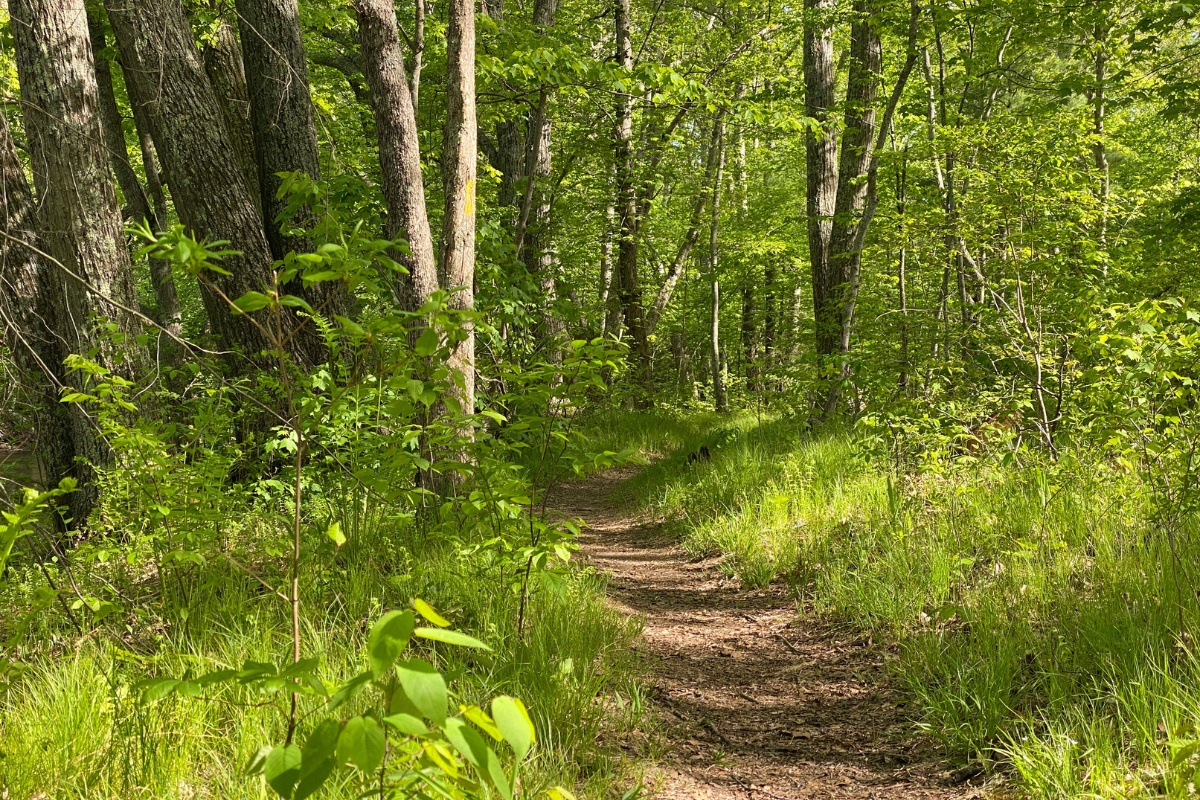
[{"left": 552, "top": 468, "right": 983, "bottom": 800}]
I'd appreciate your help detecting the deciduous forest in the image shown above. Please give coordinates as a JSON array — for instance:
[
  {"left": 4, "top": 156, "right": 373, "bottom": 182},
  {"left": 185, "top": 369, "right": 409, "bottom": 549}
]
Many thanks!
[{"left": 0, "top": 0, "right": 1198, "bottom": 795}]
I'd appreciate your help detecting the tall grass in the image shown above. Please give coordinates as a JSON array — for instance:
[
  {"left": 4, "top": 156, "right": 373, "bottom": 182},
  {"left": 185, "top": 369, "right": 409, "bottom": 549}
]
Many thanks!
[
  {"left": 0, "top": 513, "right": 646, "bottom": 799},
  {"left": 614, "top": 410, "right": 1200, "bottom": 798}
]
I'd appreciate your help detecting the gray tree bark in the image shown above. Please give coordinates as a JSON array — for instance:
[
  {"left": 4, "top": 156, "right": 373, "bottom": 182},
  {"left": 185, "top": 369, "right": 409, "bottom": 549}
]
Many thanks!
[
  {"left": 12, "top": 0, "right": 149, "bottom": 522},
  {"left": 354, "top": 0, "right": 438, "bottom": 313},
  {"left": 203, "top": 19, "right": 263, "bottom": 216},
  {"left": 441, "top": 0, "right": 477, "bottom": 417},
  {"left": 615, "top": 0, "right": 648, "bottom": 379},
  {"left": 88, "top": 8, "right": 180, "bottom": 335},
  {"left": 237, "top": 0, "right": 349, "bottom": 341}
]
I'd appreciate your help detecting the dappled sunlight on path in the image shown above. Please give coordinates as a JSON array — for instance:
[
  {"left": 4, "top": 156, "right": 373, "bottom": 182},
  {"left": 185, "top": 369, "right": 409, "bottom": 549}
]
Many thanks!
[{"left": 553, "top": 469, "right": 983, "bottom": 800}]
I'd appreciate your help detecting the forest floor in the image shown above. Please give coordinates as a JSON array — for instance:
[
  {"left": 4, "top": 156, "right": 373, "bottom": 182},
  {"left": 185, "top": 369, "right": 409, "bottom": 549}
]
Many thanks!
[{"left": 552, "top": 468, "right": 985, "bottom": 800}]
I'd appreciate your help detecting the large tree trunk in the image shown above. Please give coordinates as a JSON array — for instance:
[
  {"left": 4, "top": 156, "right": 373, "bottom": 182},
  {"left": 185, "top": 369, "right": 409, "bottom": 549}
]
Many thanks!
[
  {"left": 354, "top": 0, "right": 438, "bottom": 313},
  {"left": 88, "top": 8, "right": 180, "bottom": 335},
  {"left": 440, "top": 0, "right": 477, "bottom": 417},
  {"left": 803, "top": 0, "right": 839, "bottom": 357},
  {"left": 107, "top": 0, "right": 313, "bottom": 366},
  {"left": 12, "top": 0, "right": 149, "bottom": 523},
  {"left": 0, "top": 121, "right": 76, "bottom": 503},
  {"left": 237, "top": 0, "right": 349, "bottom": 348},
  {"left": 615, "top": 0, "right": 648, "bottom": 379},
  {"left": 202, "top": 20, "right": 263, "bottom": 217}
]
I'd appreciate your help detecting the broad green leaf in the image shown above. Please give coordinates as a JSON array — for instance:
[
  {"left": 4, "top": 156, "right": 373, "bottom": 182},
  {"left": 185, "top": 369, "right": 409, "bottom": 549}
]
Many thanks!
[
  {"left": 326, "top": 521, "right": 345, "bottom": 548},
  {"left": 264, "top": 744, "right": 302, "bottom": 798},
  {"left": 382, "top": 712, "right": 429, "bottom": 736},
  {"left": 367, "top": 610, "right": 415, "bottom": 678},
  {"left": 414, "top": 598, "right": 451, "bottom": 627},
  {"left": 492, "top": 696, "right": 535, "bottom": 761},
  {"left": 336, "top": 716, "right": 385, "bottom": 774},
  {"left": 413, "top": 627, "right": 492, "bottom": 651},
  {"left": 328, "top": 671, "right": 373, "bottom": 712},
  {"left": 395, "top": 658, "right": 447, "bottom": 724},
  {"left": 138, "top": 678, "right": 179, "bottom": 702},
  {"left": 232, "top": 291, "right": 271, "bottom": 314},
  {"left": 414, "top": 327, "right": 440, "bottom": 356},
  {"left": 245, "top": 745, "right": 272, "bottom": 776}
]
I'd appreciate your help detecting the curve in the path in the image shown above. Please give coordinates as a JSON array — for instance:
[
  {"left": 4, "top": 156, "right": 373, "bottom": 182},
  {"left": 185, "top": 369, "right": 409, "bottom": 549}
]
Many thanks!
[{"left": 553, "top": 468, "right": 983, "bottom": 800}]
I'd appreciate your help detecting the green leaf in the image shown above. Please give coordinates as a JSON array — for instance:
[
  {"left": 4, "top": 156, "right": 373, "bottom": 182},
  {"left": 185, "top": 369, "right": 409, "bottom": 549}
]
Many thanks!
[
  {"left": 382, "top": 712, "right": 429, "bottom": 736},
  {"left": 295, "top": 720, "right": 341, "bottom": 800},
  {"left": 264, "top": 744, "right": 302, "bottom": 798},
  {"left": 328, "top": 671, "right": 373, "bottom": 712},
  {"left": 414, "top": 326, "right": 440, "bottom": 356},
  {"left": 414, "top": 598, "right": 451, "bottom": 627},
  {"left": 414, "top": 627, "right": 492, "bottom": 651},
  {"left": 138, "top": 678, "right": 180, "bottom": 702},
  {"left": 395, "top": 658, "right": 447, "bottom": 724},
  {"left": 245, "top": 745, "right": 272, "bottom": 776},
  {"left": 232, "top": 291, "right": 272, "bottom": 314},
  {"left": 492, "top": 696, "right": 535, "bottom": 761},
  {"left": 325, "top": 521, "right": 345, "bottom": 548},
  {"left": 367, "top": 610, "right": 415, "bottom": 678},
  {"left": 443, "top": 717, "right": 490, "bottom": 769},
  {"left": 336, "top": 715, "right": 385, "bottom": 774}
]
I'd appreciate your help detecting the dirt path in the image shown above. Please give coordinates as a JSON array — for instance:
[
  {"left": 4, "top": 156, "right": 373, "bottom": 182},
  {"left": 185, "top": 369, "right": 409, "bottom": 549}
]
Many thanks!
[{"left": 553, "top": 469, "right": 983, "bottom": 800}]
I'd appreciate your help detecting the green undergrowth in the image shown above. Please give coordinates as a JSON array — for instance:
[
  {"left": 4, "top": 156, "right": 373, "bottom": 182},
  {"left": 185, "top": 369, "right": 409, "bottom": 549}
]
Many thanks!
[
  {"left": 0, "top": 513, "right": 647, "bottom": 799},
  {"left": 603, "top": 410, "right": 1200, "bottom": 799}
]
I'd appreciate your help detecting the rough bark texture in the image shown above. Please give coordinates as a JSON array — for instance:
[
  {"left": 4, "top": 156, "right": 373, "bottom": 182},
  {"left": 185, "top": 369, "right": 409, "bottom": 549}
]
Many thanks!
[
  {"left": 203, "top": 20, "right": 263, "bottom": 216},
  {"left": 89, "top": 9, "right": 180, "bottom": 335},
  {"left": 12, "top": 0, "right": 149, "bottom": 522},
  {"left": 803, "top": 0, "right": 839, "bottom": 356},
  {"left": 0, "top": 121, "right": 76, "bottom": 502},
  {"left": 107, "top": 0, "right": 313, "bottom": 366},
  {"left": 354, "top": 0, "right": 438, "bottom": 313},
  {"left": 236, "top": 0, "right": 319, "bottom": 258},
  {"left": 615, "top": 0, "right": 648, "bottom": 376},
  {"left": 441, "top": 0, "right": 477, "bottom": 417},
  {"left": 237, "top": 0, "right": 348, "bottom": 343}
]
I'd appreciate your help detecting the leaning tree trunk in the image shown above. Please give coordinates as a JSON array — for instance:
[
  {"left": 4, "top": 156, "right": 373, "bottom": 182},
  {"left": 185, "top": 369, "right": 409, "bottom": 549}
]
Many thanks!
[
  {"left": 441, "top": 0, "right": 477, "bottom": 419},
  {"left": 106, "top": 0, "right": 315, "bottom": 366},
  {"left": 12, "top": 0, "right": 149, "bottom": 523},
  {"left": 646, "top": 118, "right": 720, "bottom": 338},
  {"left": 0, "top": 120, "right": 76, "bottom": 503},
  {"left": 615, "top": 0, "right": 648, "bottom": 380},
  {"left": 88, "top": 8, "right": 180, "bottom": 335},
  {"left": 803, "top": 0, "right": 840, "bottom": 358},
  {"left": 354, "top": 0, "right": 438, "bottom": 313},
  {"left": 237, "top": 0, "right": 349, "bottom": 352}
]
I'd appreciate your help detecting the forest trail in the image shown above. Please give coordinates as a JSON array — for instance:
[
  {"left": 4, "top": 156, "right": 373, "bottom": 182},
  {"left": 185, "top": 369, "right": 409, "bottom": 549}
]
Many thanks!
[{"left": 552, "top": 468, "right": 981, "bottom": 800}]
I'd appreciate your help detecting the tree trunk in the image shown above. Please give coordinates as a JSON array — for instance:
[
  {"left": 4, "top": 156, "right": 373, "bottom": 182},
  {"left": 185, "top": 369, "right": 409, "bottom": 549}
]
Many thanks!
[
  {"left": 803, "top": 0, "right": 839, "bottom": 357},
  {"left": 710, "top": 116, "right": 727, "bottom": 412},
  {"left": 354, "top": 0, "right": 438, "bottom": 313},
  {"left": 12, "top": 0, "right": 149, "bottom": 522},
  {"left": 441, "top": 0, "right": 477, "bottom": 418},
  {"left": 0, "top": 120, "right": 76, "bottom": 503},
  {"left": 237, "top": 0, "right": 348, "bottom": 347},
  {"left": 107, "top": 0, "right": 314, "bottom": 366},
  {"left": 88, "top": 9, "right": 181, "bottom": 335},
  {"left": 129, "top": 101, "right": 181, "bottom": 335},
  {"left": 202, "top": 19, "right": 263, "bottom": 216},
  {"left": 646, "top": 118, "right": 721, "bottom": 337},
  {"left": 615, "top": 0, "right": 648, "bottom": 379}
]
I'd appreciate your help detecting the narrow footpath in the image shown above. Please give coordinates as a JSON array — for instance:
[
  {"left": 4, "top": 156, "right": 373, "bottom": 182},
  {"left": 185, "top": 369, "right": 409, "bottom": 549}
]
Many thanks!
[{"left": 552, "top": 469, "right": 983, "bottom": 800}]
